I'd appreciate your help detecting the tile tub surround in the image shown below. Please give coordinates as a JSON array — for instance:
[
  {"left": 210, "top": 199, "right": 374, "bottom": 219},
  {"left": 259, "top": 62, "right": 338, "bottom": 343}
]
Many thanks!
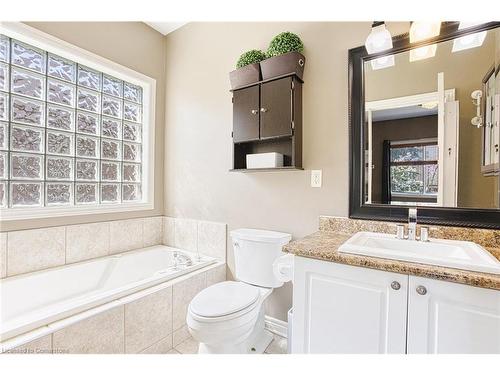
[
  {"left": 0, "top": 216, "right": 226, "bottom": 278},
  {"left": 284, "top": 216, "right": 500, "bottom": 291},
  {"left": 0, "top": 233, "right": 6, "bottom": 278},
  {"left": 7, "top": 227, "right": 66, "bottom": 276},
  {"left": 2, "top": 262, "right": 227, "bottom": 354},
  {"left": 163, "top": 217, "right": 227, "bottom": 262}
]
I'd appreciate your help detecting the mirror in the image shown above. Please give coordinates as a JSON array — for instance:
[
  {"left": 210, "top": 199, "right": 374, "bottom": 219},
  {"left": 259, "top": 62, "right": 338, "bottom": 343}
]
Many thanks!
[{"left": 349, "top": 22, "right": 500, "bottom": 228}]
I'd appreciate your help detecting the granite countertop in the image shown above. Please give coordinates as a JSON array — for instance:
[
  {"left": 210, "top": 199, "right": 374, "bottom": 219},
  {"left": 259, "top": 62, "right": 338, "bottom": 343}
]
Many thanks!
[{"left": 283, "top": 229, "right": 500, "bottom": 291}]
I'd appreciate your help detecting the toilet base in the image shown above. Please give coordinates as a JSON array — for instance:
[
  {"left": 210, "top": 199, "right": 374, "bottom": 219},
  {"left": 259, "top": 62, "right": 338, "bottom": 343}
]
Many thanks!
[{"left": 197, "top": 308, "right": 273, "bottom": 354}]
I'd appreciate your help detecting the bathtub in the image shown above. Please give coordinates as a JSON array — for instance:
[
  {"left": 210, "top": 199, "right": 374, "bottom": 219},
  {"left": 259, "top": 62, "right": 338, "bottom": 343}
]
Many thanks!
[{"left": 0, "top": 246, "right": 216, "bottom": 342}]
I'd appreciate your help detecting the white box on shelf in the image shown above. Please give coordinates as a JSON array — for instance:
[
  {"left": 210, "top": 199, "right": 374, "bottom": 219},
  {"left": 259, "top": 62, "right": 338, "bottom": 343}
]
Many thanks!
[{"left": 246, "top": 152, "right": 284, "bottom": 169}]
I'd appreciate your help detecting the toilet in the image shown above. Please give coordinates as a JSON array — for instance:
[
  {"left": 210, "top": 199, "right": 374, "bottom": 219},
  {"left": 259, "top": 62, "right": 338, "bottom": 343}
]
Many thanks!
[{"left": 186, "top": 228, "right": 292, "bottom": 354}]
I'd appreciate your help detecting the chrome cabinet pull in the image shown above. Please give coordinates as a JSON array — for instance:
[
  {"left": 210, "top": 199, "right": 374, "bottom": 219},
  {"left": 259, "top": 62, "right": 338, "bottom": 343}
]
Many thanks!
[
  {"left": 416, "top": 285, "right": 427, "bottom": 295},
  {"left": 260, "top": 107, "right": 268, "bottom": 113},
  {"left": 391, "top": 281, "right": 401, "bottom": 290},
  {"left": 251, "top": 109, "right": 258, "bottom": 115}
]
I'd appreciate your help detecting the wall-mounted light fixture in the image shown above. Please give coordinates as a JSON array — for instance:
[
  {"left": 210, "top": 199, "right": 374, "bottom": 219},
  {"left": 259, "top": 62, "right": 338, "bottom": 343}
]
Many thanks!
[
  {"left": 452, "top": 22, "right": 487, "bottom": 52},
  {"left": 365, "top": 22, "right": 393, "bottom": 54},
  {"left": 409, "top": 22, "right": 442, "bottom": 43},
  {"left": 409, "top": 44, "right": 437, "bottom": 62},
  {"left": 370, "top": 55, "right": 395, "bottom": 70}
]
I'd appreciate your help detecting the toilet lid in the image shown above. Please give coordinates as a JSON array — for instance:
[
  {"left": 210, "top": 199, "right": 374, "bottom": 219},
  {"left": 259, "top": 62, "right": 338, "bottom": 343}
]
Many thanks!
[{"left": 189, "top": 281, "right": 260, "bottom": 318}]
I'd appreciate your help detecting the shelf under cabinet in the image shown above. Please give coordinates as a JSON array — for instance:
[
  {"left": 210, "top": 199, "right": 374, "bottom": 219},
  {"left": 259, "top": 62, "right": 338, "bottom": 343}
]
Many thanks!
[{"left": 229, "top": 166, "right": 304, "bottom": 173}]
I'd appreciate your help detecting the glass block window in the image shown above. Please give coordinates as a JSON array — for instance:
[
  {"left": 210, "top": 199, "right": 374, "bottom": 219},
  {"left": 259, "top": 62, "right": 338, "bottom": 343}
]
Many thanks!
[{"left": 0, "top": 35, "right": 143, "bottom": 209}]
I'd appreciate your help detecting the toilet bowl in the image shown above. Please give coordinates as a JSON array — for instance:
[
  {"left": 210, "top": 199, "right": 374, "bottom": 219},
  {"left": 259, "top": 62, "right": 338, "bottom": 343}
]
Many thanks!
[
  {"left": 186, "top": 228, "right": 292, "bottom": 354},
  {"left": 187, "top": 281, "right": 273, "bottom": 353}
]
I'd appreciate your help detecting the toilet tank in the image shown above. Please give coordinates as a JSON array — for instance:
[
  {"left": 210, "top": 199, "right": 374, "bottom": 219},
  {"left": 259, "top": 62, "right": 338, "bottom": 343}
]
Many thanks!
[{"left": 230, "top": 228, "right": 292, "bottom": 288}]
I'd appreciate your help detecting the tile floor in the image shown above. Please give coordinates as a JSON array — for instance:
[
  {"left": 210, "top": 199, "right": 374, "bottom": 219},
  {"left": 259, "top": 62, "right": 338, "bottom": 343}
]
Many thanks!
[{"left": 168, "top": 331, "right": 287, "bottom": 354}]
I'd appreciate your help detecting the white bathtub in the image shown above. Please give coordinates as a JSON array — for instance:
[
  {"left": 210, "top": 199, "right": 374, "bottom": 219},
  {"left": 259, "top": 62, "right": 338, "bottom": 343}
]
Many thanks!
[{"left": 0, "top": 246, "right": 216, "bottom": 341}]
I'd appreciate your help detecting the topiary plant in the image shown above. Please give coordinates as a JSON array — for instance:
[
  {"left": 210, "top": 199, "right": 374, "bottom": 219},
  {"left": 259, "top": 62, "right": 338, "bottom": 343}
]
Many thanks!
[
  {"left": 236, "top": 49, "right": 267, "bottom": 69},
  {"left": 266, "top": 32, "right": 304, "bottom": 58}
]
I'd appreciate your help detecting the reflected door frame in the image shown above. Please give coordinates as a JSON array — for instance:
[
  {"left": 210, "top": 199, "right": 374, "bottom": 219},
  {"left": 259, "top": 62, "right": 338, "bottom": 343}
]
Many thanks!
[{"left": 365, "top": 88, "right": 458, "bottom": 207}]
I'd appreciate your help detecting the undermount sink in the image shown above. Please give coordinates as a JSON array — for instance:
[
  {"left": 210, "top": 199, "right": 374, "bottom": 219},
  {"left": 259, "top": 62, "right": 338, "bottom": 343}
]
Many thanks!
[{"left": 338, "top": 231, "right": 500, "bottom": 275}]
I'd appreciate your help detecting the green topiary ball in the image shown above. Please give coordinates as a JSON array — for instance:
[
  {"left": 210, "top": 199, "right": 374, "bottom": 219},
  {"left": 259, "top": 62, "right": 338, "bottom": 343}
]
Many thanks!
[
  {"left": 266, "top": 32, "right": 304, "bottom": 58},
  {"left": 236, "top": 49, "right": 267, "bottom": 69}
]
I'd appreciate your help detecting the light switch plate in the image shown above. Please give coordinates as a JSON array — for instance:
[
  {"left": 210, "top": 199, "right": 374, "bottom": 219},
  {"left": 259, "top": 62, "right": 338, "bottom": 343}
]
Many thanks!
[{"left": 311, "top": 170, "right": 322, "bottom": 188}]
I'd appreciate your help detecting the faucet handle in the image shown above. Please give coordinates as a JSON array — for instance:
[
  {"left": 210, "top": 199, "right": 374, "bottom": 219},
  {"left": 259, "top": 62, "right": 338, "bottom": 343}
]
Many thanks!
[
  {"left": 396, "top": 224, "right": 405, "bottom": 240},
  {"left": 420, "top": 226, "right": 429, "bottom": 242}
]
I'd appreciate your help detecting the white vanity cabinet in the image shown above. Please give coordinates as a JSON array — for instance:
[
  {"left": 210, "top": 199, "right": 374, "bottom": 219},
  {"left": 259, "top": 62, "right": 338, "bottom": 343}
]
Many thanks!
[
  {"left": 407, "top": 276, "right": 500, "bottom": 354},
  {"left": 291, "top": 256, "right": 500, "bottom": 354},
  {"left": 291, "top": 256, "right": 409, "bottom": 353}
]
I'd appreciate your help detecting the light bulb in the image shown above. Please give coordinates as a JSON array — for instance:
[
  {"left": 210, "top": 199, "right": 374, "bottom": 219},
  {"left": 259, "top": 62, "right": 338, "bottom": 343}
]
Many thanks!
[
  {"left": 377, "top": 56, "right": 389, "bottom": 63},
  {"left": 459, "top": 34, "right": 475, "bottom": 45},
  {"left": 409, "top": 44, "right": 437, "bottom": 62},
  {"left": 416, "top": 46, "right": 429, "bottom": 57},
  {"left": 415, "top": 24, "right": 431, "bottom": 38},
  {"left": 409, "top": 22, "right": 442, "bottom": 43},
  {"left": 452, "top": 31, "right": 487, "bottom": 52},
  {"left": 365, "top": 22, "right": 393, "bottom": 54},
  {"left": 370, "top": 55, "right": 395, "bottom": 70}
]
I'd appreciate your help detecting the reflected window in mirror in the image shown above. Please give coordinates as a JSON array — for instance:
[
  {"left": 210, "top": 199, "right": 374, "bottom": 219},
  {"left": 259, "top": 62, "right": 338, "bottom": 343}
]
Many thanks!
[{"left": 387, "top": 140, "right": 438, "bottom": 205}]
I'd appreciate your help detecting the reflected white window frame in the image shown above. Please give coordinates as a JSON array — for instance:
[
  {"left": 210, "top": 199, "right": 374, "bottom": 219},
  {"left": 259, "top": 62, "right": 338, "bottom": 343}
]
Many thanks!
[
  {"left": 389, "top": 139, "right": 439, "bottom": 198},
  {"left": 0, "top": 22, "right": 156, "bottom": 221}
]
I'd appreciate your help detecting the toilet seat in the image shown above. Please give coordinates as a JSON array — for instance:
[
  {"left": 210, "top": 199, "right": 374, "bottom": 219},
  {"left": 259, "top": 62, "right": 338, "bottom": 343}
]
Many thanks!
[{"left": 188, "top": 281, "right": 261, "bottom": 323}]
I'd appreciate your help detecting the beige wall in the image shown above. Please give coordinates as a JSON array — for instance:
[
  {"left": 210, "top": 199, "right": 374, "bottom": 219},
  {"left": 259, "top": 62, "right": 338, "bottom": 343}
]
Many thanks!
[
  {"left": 365, "top": 31, "right": 498, "bottom": 208},
  {"left": 163, "top": 22, "right": 409, "bottom": 320},
  {"left": 1, "top": 22, "right": 166, "bottom": 232}
]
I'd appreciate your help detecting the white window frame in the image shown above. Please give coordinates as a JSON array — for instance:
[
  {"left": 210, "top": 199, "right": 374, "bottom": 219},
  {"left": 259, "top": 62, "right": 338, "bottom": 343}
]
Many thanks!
[{"left": 0, "top": 22, "right": 156, "bottom": 221}]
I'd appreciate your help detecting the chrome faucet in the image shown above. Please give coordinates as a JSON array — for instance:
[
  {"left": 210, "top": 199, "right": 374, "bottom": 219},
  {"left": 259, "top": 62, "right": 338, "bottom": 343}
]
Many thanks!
[
  {"left": 408, "top": 208, "right": 417, "bottom": 241},
  {"left": 173, "top": 251, "right": 193, "bottom": 269}
]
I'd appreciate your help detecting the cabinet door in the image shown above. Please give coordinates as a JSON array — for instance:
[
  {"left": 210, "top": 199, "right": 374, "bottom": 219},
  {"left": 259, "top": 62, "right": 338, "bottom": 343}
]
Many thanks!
[
  {"left": 291, "top": 257, "right": 408, "bottom": 354},
  {"left": 407, "top": 276, "right": 500, "bottom": 354},
  {"left": 260, "top": 77, "right": 293, "bottom": 139},
  {"left": 233, "top": 85, "right": 260, "bottom": 142}
]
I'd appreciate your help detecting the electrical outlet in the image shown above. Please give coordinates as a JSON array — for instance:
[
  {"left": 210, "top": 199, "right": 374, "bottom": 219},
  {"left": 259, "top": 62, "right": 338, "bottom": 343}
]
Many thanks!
[{"left": 311, "top": 170, "right": 322, "bottom": 188}]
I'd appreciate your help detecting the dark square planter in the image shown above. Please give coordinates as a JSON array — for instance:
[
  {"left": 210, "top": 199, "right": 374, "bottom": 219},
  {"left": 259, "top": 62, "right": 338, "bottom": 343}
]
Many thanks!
[
  {"left": 260, "top": 51, "right": 305, "bottom": 81},
  {"left": 229, "top": 63, "right": 262, "bottom": 90}
]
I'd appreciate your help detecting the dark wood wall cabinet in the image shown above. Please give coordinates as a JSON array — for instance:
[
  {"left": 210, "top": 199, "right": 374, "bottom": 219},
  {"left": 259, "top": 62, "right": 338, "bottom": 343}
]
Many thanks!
[{"left": 230, "top": 74, "right": 303, "bottom": 171}]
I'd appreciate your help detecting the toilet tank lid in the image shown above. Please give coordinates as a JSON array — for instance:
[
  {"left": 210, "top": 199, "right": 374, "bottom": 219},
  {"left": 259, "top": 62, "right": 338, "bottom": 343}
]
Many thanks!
[{"left": 230, "top": 228, "right": 292, "bottom": 244}]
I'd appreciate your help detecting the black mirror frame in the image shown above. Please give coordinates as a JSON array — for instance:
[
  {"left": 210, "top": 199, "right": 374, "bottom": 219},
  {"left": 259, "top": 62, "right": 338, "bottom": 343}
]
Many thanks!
[{"left": 349, "top": 21, "right": 500, "bottom": 229}]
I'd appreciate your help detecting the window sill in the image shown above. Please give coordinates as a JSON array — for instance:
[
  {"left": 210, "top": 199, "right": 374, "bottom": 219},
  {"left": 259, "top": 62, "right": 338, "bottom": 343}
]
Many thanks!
[{"left": 0, "top": 202, "right": 154, "bottom": 221}]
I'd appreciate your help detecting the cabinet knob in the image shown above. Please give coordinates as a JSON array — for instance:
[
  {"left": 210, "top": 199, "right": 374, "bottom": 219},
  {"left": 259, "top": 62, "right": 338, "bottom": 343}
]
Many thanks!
[
  {"left": 391, "top": 281, "right": 401, "bottom": 290},
  {"left": 251, "top": 109, "right": 258, "bottom": 115},
  {"left": 416, "top": 285, "right": 427, "bottom": 295},
  {"left": 260, "top": 107, "right": 268, "bottom": 113}
]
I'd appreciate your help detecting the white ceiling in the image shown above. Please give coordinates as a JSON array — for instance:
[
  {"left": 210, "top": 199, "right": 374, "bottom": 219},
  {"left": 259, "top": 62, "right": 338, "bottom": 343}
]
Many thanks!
[
  {"left": 372, "top": 105, "right": 438, "bottom": 122},
  {"left": 144, "top": 22, "right": 187, "bottom": 35}
]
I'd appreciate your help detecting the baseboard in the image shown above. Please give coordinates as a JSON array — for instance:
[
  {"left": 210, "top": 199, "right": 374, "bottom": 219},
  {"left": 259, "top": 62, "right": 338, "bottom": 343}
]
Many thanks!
[{"left": 264, "top": 315, "right": 288, "bottom": 338}]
